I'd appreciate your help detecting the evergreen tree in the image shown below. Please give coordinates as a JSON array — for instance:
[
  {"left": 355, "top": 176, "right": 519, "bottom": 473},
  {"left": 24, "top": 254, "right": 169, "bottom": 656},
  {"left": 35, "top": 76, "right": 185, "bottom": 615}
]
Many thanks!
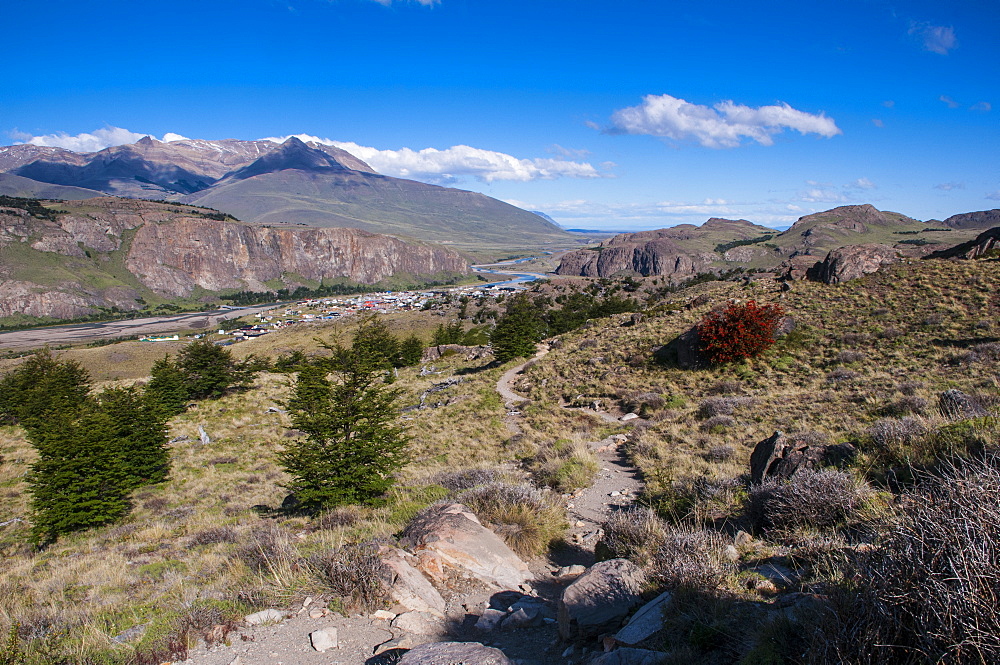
[
  {"left": 27, "top": 407, "right": 131, "bottom": 545},
  {"left": 97, "top": 387, "right": 170, "bottom": 489},
  {"left": 146, "top": 355, "right": 190, "bottom": 416},
  {"left": 174, "top": 339, "right": 262, "bottom": 400},
  {"left": 490, "top": 293, "right": 544, "bottom": 363},
  {"left": 279, "top": 345, "right": 409, "bottom": 511},
  {"left": 397, "top": 335, "right": 425, "bottom": 367},
  {"left": 0, "top": 349, "right": 90, "bottom": 427},
  {"left": 351, "top": 317, "right": 400, "bottom": 369}
]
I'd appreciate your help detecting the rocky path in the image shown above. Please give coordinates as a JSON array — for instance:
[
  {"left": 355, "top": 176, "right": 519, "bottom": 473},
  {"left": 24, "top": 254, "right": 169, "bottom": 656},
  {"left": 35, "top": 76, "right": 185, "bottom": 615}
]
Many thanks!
[
  {"left": 183, "top": 350, "right": 646, "bottom": 665},
  {"left": 495, "top": 345, "right": 549, "bottom": 408}
]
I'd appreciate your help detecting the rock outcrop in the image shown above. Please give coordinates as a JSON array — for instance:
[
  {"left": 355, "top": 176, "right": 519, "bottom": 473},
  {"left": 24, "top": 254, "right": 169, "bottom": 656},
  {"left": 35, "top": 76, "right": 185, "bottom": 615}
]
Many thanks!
[
  {"left": 750, "top": 431, "right": 856, "bottom": 484},
  {"left": 806, "top": 244, "right": 898, "bottom": 284},
  {"left": 400, "top": 503, "right": 532, "bottom": 590},
  {"left": 555, "top": 218, "right": 771, "bottom": 279},
  {"left": 926, "top": 226, "right": 1000, "bottom": 260},
  {"left": 939, "top": 209, "right": 1000, "bottom": 230}
]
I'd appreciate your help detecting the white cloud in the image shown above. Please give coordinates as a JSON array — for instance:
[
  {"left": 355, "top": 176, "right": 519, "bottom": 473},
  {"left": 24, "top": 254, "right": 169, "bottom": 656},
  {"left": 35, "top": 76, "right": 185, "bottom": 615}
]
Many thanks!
[
  {"left": 10, "top": 126, "right": 198, "bottom": 152},
  {"left": 548, "top": 144, "right": 591, "bottom": 159},
  {"left": 910, "top": 22, "right": 957, "bottom": 55},
  {"left": 846, "top": 177, "right": 877, "bottom": 190},
  {"left": 16, "top": 126, "right": 155, "bottom": 152},
  {"left": 604, "top": 94, "right": 841, "bottom": 148},
  {"left": 882, "top": 100, "right": 895, "bottom": 108},
  {"left": 987, "top": 191, "right": 1000, "bottom": 201},
  {"left": 800, "top": 188, "right": 849, "bottom": 203},
  {"left": 872, "top": 118, "right": 885, "bottom": 128},
  {"left": 934, "top": 182, "right": 965, "bottom": 191},
  {"left": 971, "top": 101, "right": 992, "bottom": 112},
  {"left": 939, "top": 95, "right": 960, "bottom": 109},
  {"left": 264, "top": 134, "right": 606, "bottom": 183}
]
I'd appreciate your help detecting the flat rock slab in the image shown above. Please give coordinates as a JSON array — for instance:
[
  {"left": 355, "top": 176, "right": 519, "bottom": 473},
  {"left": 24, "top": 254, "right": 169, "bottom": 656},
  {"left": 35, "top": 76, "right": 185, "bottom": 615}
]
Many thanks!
[
  {"left": 591, "top": 647, "right": 670, "bottom": 665},
  {"left": 382, "top": 547, "right": 447, "bottom": 617},
  {"left": 397, "top": 641, "right": 513, "bottom": 665},
  {"left": 613, "top": 591, "right": 672, "bottom": 646}
]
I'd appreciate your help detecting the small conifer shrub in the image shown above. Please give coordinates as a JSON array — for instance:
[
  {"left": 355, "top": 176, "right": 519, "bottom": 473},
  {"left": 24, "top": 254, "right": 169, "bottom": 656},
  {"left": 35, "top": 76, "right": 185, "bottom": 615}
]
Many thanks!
[{"left": 695, "top": 300, "right": 785, "bottom": 365}]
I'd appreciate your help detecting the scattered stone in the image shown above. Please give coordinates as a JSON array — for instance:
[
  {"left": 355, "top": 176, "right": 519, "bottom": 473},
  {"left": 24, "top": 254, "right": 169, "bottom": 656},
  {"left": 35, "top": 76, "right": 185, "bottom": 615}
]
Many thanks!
[
  {"left": 556, "top": 565, "right": 587, "bottom": 580},
  {"left": 265, "top": 406, "right": 286, "bottom": 413},
  {"left": 397, "top": 641, "right": 513, "bottom": 665},
  {"left": 734, "top": 530, "right": 753, "bottom": 548},
  {"left": 309, "top": 626, "right": 338, "bottom": 652},
  {"left": 475, "top": 608, "right": 507, "bottom": 632},
  {"left": 111, "top": 624, "right": 147, "bottom": 644},
  {"left": 723, "top": 545, "right": 740, "bottom": 562},
  {"left": 308, "top": 608, "right": 326, "bottom": 619},
  {"left": 244, "top": 609, "right": 285, "bottom": 626},
  {"left": 558, "top": 559, "right": 646, "bottom": 640},
  {"left": 168, "top": 435, "right": 190, "bottom": 444},
  {"left": 575, "top": 521, "right": 586, "bottom": 528},
  {"left": 228, "top": 656, "right": 243, "bottom": 665},
  {"left": 620, "top": 413, "right": 639, "bottom": 422},
  {"left": 613, "top": 591, "right": 672, "bottom": 647},
  {"left": 610, "top": 491, "right": 621, "bottom": 497},
  {"left": 392, "top": 611, "right": 444, "bottom": 635},
  {"left": 198, "top": 425, "right": 211, "bottom": 445},
  {"left": 400, "top": 503, "right": 531, "bottom": 590},
  {"left": 302, "top": 596, "right": 313, "bottom": 608},
  {"left": 754, "top": 561, "right": 798, "bottom": 590},
  {"left": 372, "top": 610, "right": 397, "bottom": 621}
]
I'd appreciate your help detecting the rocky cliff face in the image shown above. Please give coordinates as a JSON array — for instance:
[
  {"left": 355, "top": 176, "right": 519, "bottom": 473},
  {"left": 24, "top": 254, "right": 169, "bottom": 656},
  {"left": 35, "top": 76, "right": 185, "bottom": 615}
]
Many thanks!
[
  {"left": 554, "top": 218, "right": 770, "bottom": 279},
  {"left": 0, "top": 197, "right": 467, "bottom": 320},
  {"left": 125, "top": 218, "right": 467, "bottom": 298}
]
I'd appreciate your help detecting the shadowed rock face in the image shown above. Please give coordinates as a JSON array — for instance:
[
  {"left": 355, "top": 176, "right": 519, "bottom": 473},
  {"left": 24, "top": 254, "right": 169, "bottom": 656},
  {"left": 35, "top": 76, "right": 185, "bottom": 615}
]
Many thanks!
[{"left": 806, "top": 243, "right": 899, "bottom": 284}]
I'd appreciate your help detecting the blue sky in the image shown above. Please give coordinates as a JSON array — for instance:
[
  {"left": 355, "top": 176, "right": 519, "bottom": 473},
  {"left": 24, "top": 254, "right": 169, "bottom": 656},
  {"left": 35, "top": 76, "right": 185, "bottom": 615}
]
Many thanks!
[{"left": 4, "top": 0, "right": 998, "bottom": 230}]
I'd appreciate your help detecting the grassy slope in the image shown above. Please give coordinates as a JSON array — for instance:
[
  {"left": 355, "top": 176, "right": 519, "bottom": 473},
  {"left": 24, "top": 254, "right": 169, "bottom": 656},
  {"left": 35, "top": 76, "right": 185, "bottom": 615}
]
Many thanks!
[
  {"left": 184, "top": 170, "right": 578, "bottom": 256},
  {"left": 1, "top": 257, "right": 998, "bottom": 662}
]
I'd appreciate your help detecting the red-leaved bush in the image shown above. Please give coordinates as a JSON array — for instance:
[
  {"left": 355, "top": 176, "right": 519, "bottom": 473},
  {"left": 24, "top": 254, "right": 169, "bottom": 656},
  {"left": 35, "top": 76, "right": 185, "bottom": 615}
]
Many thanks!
[{"left": 696, "top": 300, "right": 785, "bottom": 364}]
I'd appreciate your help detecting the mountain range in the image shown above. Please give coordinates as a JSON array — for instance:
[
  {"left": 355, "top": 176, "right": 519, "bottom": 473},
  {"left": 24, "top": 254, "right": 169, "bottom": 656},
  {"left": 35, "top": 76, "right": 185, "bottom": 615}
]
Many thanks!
[{"left": 0, "top": 137, "right": 573, "bottom": 252}]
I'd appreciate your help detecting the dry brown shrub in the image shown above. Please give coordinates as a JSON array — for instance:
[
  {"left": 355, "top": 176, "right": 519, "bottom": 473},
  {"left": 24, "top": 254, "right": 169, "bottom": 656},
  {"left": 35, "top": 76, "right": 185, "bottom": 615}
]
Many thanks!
[
  {"left": 808, "top": 454, "right": 1000, "bottom": 664},
  {"left": 650, "top": 525, "right": 735, "bottom": 591},
  {"left": 747, "top": 470, "right": 863, "bottom": 533},
  {"left": 308, "top": 541, "right": 388, "bottom": 611},
  {"left": 458, "top": 482, "right": 566, "bottom": 557},
  {"left": 235, "top": 522, "right": 300, "bottom": 574},
  {"left": 599, "top": 506, "right": 668, "bottom": 566}
]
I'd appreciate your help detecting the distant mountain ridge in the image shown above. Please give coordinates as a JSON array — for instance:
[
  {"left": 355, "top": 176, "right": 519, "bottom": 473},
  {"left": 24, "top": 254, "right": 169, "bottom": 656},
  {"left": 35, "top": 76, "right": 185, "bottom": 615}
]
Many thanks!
[
  {"left": 555, "top": 204, "right": 991, "bottom": 279},
  {"left": 0, "top": 136, "right": 573, "bottom": 252}
]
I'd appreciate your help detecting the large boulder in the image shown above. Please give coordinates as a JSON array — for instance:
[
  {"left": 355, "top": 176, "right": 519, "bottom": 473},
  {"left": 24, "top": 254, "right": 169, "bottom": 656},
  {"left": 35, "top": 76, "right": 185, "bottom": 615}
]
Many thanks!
[
  {"left": 381, "top": 547, "right": 447, "bottom": 617},
  {"left": 750, "top": 432, "right": 856, "bottom": 484},
  {"left": 400, "top": 503, "right": 531, "bottom": 590},
  {"left": 558, "top": 558, "right": 646, "bottom": 641},
  {"left": 397, "top": 641, "right": 512, "bottom": 665},
  {"left": 807, "top": 244, "right": 898, "bottom": 284}
]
